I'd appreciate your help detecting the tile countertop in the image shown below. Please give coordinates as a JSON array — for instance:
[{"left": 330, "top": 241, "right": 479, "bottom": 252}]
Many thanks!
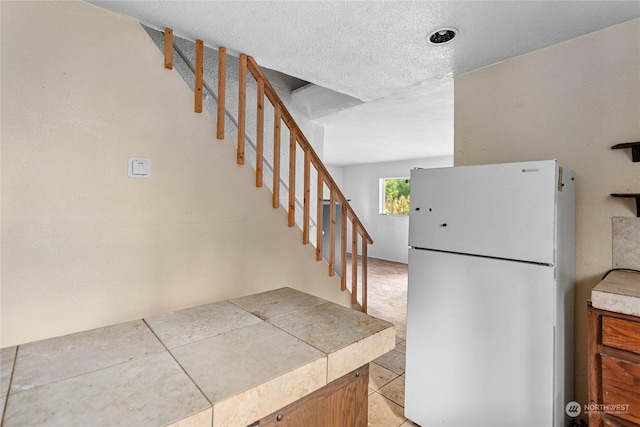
[
  {"left": 591, "top": 270, "right": 640, "bottom": 317},
  {"left": 0, "top": 287, "right": 395, "bottom": 427}
]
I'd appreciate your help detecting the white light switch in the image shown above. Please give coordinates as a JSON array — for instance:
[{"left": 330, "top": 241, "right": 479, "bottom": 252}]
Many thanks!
[
  {"left": 132, "top": 159, "right": 148, "bottom": 175},
  {"left": 128, "top": 157, "right": 150, "bottom": 178}
]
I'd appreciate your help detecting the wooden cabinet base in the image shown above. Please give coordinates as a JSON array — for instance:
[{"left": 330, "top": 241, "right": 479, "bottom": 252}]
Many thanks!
[
  {"left": 588, "top": 303, "right": 640, "bottom": 427},
  {"left": 257, "top": 364, "right": 369, "bottom": 427}
]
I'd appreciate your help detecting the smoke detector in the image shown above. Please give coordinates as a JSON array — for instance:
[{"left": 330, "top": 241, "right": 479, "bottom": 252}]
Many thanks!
[{"left": 428, "top": 28, "right": 458, "bottom": 45}]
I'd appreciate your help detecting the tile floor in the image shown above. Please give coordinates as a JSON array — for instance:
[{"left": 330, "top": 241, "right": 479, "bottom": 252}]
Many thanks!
[{"left": 363, "top": 257, "right": 419, "bottom": 427}]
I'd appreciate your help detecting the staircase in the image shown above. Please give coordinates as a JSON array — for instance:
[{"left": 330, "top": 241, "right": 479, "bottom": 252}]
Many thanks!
[{"left": 146, "top": 27, "right": 373, "bottom": 312}]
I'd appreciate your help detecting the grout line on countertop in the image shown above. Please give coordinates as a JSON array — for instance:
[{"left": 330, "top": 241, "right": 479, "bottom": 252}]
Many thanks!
[{"left": 141, "top": 318, "right": 214, "bottom": 409}]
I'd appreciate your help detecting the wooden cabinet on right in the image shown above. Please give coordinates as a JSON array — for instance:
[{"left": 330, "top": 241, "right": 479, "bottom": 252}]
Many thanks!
[{"left": 588, "top": 302, "right": 640, "bottom": 426}]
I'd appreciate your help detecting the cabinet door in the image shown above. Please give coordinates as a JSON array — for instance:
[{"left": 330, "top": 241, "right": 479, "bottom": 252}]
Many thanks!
[
  {"left": 588, "top": 305, "right": 640, "bottom": 427},
  {"left": 601, "top": 355, "right": 640, "bottom": 424},
  {"left": 258, "top": 365, "right": 368, "bottom": 427}
]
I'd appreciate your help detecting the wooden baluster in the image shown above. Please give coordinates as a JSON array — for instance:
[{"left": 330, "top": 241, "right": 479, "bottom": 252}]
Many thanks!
[
  {"left": 303, "top": 149, "right": 311, "bottom": 244},
  {"left": 272, "top": 104, "right": 281, "bottom": 208},
  {"left": 329, "top": 187, "right": 336, "bottom": 277},
  {"left": 351, "top": 221, "right": 358, "bottom": 305},
  {"left": 237, "top": 54, "right": 247, "bottom": 165},
  {"left": 256, "top": 78, "right": 264, "bottom": 187},
  {"left": 164, "top": 28, "right": 173, "bottom": 69},
  {"left": 216, "top": 47, "right": 226, "bottom": 139},
  {"left": 194, "top": 40, "right": 203, "bottom": 113},
  {"left": 361, "top": 240, "right": 368, "bottom": 313},
  {"left": 316, "top": 171, "right": 324, "bottom": 261},
  {"left": 340, "top": 202, "right": 347, "bottom": 291},
  {"left": 288, "top": 127, "right": 296, "bottom": 227},
  {"left": 240, "top": 54, "right": 374, "bottom": 304}
]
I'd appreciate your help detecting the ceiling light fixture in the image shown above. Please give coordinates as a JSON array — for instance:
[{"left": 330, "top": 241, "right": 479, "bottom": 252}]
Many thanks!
[{"left": 428, "top": 28, "right": 458, "bottom": 45}]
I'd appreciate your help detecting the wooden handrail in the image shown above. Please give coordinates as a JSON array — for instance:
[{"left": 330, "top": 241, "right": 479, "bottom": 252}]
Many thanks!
[
  {"left": 246, "top": 56, "right": 372, "bottom": 244},
  {"left": 245, "top": 55, "right": 373, "bottom": 311},
  {"left": 161, "top": 29, "right": 372, "bottom": 312}
]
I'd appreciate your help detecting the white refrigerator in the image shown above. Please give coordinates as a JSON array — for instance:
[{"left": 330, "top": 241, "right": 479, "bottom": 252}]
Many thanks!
[{"left": 404, "top": 160, "right": 575, "bottom": 427}]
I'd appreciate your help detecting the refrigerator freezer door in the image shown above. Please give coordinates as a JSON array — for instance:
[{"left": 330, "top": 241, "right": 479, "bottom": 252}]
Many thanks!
[
  {"left": 409, "top": 160, "right": 558, "bottom": 265},
  {"left": 405, "top": 249, "right": 556, "bottom": 426}
]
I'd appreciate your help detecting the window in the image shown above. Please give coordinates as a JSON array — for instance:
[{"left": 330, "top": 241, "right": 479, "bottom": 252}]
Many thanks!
[{"left": 380, "top": 178, "right": 410, "bottom": 216}]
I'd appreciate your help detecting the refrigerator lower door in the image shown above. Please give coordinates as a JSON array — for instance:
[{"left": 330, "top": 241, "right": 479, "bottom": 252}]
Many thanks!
[{"left": 405, "top": 249, "right": 556, "bottom": 426}]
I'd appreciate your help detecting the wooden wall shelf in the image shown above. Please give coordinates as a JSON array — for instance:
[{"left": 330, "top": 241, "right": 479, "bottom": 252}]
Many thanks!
[
  {"left": 611, "top": 193, "right": 640, "bottom": 217},
  {"left": 612, "top": 142, "right": 640, "bottom": 162},
  {"left": 611, "top": 142, "right": 640, "bottom": 216}
]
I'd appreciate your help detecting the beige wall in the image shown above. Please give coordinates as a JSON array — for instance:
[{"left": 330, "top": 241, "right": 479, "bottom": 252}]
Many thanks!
[
  {"left": 455, "top": 19, "right": 640, "bottom": 409},
  {"left": 0, "top": 1, "right": 350, "bottom": 348}
]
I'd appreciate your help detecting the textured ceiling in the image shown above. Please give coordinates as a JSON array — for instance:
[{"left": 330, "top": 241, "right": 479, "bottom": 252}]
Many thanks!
[{"left": 89, "top": 1, "right": 640, "bottom": 165}]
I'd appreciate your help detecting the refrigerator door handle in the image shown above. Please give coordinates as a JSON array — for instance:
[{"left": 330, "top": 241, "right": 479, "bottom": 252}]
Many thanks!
[{"left": 558, "top": 166, "right": 564, "bottom": 192}]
